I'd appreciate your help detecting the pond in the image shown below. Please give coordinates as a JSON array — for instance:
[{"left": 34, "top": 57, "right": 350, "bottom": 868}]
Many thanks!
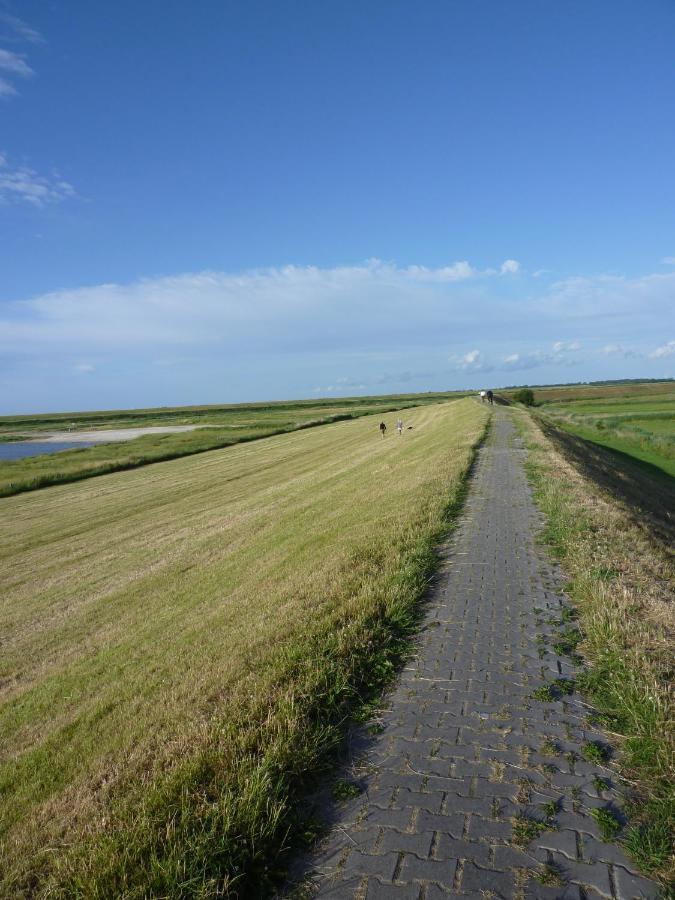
[{"left": 0, "top": 442, "right": 97, "bottom": 461}]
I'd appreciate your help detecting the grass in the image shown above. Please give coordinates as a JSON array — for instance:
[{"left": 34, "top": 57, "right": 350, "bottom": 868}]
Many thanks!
[
  {"left": 332, "top": 781, "right": 362, "bottom": 801},
  {"left": 512, "top": 813, "right": 553, "bottom": 847},
  {"left": 591, "top": 807, "right": 623, "bottom": 841},
  {"left": 535, "top": 862, "right": 566, "bottom": 887},
  {"left": 536, "top": 389, "right": 675, "bottom": 478},
  {"left": 511, "top": 405, "right": 675, "bottom": 887},
  {"left": 581, "top": 741, "right": 610, "bottom": 765},
  {"left": 0, "top": 394, "right": 463, "bottom": 498},
  {"left": 0, "top": 397, "right": 489, "bottom": 897}
]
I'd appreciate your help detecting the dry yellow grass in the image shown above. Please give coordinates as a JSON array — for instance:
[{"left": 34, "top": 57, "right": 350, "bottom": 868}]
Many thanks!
[
  {"left": 512, "top": 408, "right": 674, "bottom": 885},
  {"left": 0, "top": 397, "right": 489, "bottom": 897}
]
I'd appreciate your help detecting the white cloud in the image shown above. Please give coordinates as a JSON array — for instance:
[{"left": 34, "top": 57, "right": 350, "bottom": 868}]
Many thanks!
[
  {"left": 73, "top": 363, "right": 95, "bottom": 374},
  {"left": 601, "top": 343, "right": 642, "bottom": 359},
  {"left": 0, "top": 76, "right": 15, "bottom": 96},
  {"left": 500, "top": 259, "right": 520, "bottom": 275},
  {"left": 650, "top": 340, "right": 675, "bottom": 359},
  {"left": 0, "top": 46, "right": 33, "bottom": 97},
  {"left": 0, "top": 155, "right": 76, "bottom": 207},
  {"left": 448, "top": 349, "right": 491, "bottom": 372},
  {"left": 661, "top": 257, "right": 675, "bottom": 265},
  {"left": 0, "top": 48, "right": 32, "bottom": 76},
  {"left": 0, "top": 12, "right": 44, "bottom": 44},
  {"left": 503, "top": 353, "right": 520, "bottom": 364},
  {"left": 404, "top": 261, "right": 475, "bottom": 282},
  {"left": 552, "top": 340, "right": 581, "bottom": 353}
]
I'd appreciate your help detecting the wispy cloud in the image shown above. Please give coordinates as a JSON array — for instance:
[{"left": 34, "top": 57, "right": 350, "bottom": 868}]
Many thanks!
[
  {"left": 0, "top": 11, "right": 44, "bottom": 44},
  {"left": 0, "top": 154, "right": 76, "bottom": 207},
  {"left": 2, "top": 258, "right": 673, "bottom": 411},
  {"left": 650, "top": 340, "right": 675, "bottom": 359},
  {"left": 0, "top": 13, "right": 37, "bottom": 98},
  {"left": 661, "top": 256, "right": 675, "bottom": 265},
  {"left": 500, "top": 259, "right": 520, "bottom": 274}
]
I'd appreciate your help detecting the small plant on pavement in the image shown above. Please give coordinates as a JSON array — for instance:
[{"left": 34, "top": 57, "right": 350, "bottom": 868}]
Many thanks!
[
  {"left": 591, "top": 807, "right": 622, "bottom": 841},
  {"left": 512, "top": 814, "right": 553, "bottom": 847},
  {"left": 582, "top": 741, "right": 610, "bottom": 764}
]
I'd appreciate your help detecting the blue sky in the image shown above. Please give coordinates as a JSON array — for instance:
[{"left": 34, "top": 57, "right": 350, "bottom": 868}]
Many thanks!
[{"left": 1, "top": 0, "right": 674, "bottom": 413}]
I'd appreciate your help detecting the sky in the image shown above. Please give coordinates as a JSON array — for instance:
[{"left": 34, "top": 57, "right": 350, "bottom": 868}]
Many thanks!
[{"left": 1, "top": 0, "right": 674, "bottom": 413}]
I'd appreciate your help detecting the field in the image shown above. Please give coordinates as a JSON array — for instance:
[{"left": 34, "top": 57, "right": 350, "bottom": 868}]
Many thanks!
[
  {"left": 0, "top": 397, "right": 489, "bottom": 897},
  {"left": 531, "top": 385, "right": 675, "bottom": 478},
  {"left": 0, "top": 392, "right": 466, "bottom": 498}
]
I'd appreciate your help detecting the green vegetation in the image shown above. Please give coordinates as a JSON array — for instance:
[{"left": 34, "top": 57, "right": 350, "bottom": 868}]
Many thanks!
[
  {"left": 513, "top": 405, "right": 674, "bottom": 887},
  {"left": 0, "top": 392, "right": 466, "bottom": 498},
  {"left": 512, "top": 388, "right": 535, "bottom": 406},
  {"left": 512, "top": 813, "right": 553, "bottom": 847},
  {"left": 581, "top": 741, "right": 611, "bottom": 765},
  {"left": 0, "top": 398, "right": 489, "bottom": 897},
  {"left": 541, "top": 799, "right": 559, "bottom": 820},
  {"left": 332, "top": 780, "right": 362, "bottom": 801},
  {"left": 531, "top": 684, "right": 555, "bottom": 702},
  {"left": 535, "top": 386, "right": 675, "bottom": 478},
  {"left": 591, "top": 807, "right": 623, "bottom": 841},
  {"left": 535, "top": 862, "right": 566, "bottom": 887}
]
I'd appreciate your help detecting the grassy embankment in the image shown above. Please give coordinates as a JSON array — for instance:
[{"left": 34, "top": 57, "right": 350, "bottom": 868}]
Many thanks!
[
  {"left": 0, "top": 393, "right": 466, "bottom": 498},
  {"left": 535, "top": 388, "right": 675, "bottom": 478},
  {"left": 0, "top": 398, "right": 489, "bottom": 898},
  {"left": 511, "top": 406, "right": 674, "bottom": 887}
]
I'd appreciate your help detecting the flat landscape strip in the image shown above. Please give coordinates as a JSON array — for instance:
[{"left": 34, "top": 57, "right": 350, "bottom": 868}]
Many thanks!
[
  {"left": 513, "top": 409, "right": 675, "bottom": 887},
  {"left": 0, "top": 399, "right": 437, "bottom": 498},
  {"left": 0, "top": 398, "right": 489, "bottom": 897}
]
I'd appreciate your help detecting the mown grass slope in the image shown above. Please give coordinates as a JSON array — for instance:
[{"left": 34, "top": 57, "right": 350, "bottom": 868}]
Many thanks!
[
  {"left": 0, "top": 394, "right": 466, "bottom": 498},
  {"left": 0, "top": 398, "right": 489, "bottom": 897}
]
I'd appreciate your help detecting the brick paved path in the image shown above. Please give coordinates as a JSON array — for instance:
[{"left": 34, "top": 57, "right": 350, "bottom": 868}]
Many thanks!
[{"left": 297, "top": 410, "right": 657, "bottom": 900}]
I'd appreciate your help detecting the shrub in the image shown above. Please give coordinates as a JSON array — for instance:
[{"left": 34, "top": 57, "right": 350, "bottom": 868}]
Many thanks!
[{"left": 513, "top": 388, "right": 536, "bottom": 406}]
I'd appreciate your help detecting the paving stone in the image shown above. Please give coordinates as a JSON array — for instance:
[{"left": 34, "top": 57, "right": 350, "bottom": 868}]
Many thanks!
[
  {"left": 460, "top": 860, "right": 516, "bottom": 896},
  {"left": 434, "top": 834, "right": 491, "bottom": 866},
  {"left": 613, "top": 865, "right": 660, "bottom": 899},
  {"left": 304, "top": 412, "right": 657, "bottom": 899},
  {"left": 548, "top": 854, "right": 613, "bottom": 898},
  {"left": 365, "top": 879, "right": 421, "bottom": 899},
  {"left": 340, "top": 851, "right": 399, "bottom": 881},
  {"left": 399, "top": 854, "right": 458, "bottom": 886},
  {"left": 377, "top": 829, "right": 434, "bottom": 857}
]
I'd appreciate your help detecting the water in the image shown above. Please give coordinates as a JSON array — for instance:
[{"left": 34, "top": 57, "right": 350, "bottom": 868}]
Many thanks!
[{"left": 0, "top": 442, "right": 97, "bottom": 461}]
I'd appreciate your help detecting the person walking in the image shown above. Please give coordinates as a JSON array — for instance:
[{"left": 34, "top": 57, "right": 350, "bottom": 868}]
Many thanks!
[
  {"left": 486, "top": 389, "right": 494, "bottom": 405},
  {"left": 396, "top": 418, "right": 404, "bottom": 435},
  {"left": 379, "top": 421, "right": 387, "bottom": 438}
]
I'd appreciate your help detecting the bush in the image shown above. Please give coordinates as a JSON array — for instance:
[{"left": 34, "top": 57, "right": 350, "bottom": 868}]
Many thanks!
[{"left": 513, "top": 388, "right": 535, "bottom": 406}]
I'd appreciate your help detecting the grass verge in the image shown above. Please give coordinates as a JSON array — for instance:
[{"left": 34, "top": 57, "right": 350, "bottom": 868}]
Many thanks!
[
  {"left": 0, "top": 399, "right": 489, "bottom": 897},
  {"left": 511, "top": 408, "right": 674, "bottom": 887}
]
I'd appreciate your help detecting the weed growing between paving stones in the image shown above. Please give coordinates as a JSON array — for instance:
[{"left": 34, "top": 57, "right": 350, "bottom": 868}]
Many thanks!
[
  {"left": 531, "top": 684, "right": 556, "bottom": 702},
  {"left": 512, "top": 408, "right": 675, "bottom": 887},
  {"left": 591, "top": 807, "right": 622, "bottom": 840},
  {"left": 581, "top": 741, "right": 611, "bottom": 764},
  {"left": 512, "top": 814, "right": 554, "bottom": 847},
  {"left": 593, "top": 776, "right": 610, "bottom": 795},
  {"left": 542, "top": 800, "right": 559, "bottom": 820},
  {"left": 540, "top": 737, "right": 559, "bottom": 756},
  {"left": 536, "top": 863, "right": 566, "bottom": 887},
  {"left": 332, "top": 781, "right": 361, "bottom": 802}
]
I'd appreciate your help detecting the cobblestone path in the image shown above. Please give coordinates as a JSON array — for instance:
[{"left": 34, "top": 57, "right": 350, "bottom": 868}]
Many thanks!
[{"left": 299, "top": 410, "right": 657, "bottom": 900}]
